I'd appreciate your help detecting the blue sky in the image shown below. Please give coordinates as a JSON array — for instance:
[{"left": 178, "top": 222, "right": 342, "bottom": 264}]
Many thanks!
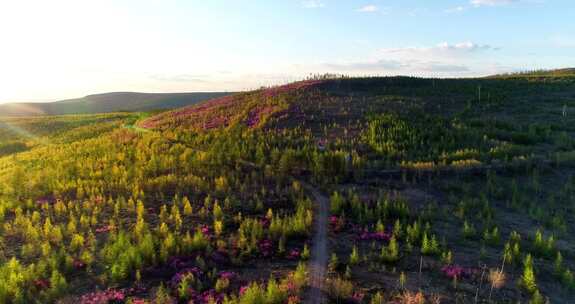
[{"left": 0, "top": 0, "right": 574, "bottom": 103}]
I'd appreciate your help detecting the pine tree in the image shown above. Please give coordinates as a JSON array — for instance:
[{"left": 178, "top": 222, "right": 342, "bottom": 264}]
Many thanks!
[
  {"left": 329, "top": 253, "right": 339, "bottom": 272},
  {"left": 554, "top": 251, "right": 564, "bottom": 277},
  {"left": 301, "top": 244, "right": 310, "bottom": 260},
  {"left": 349, "top": 245, "right": 360, "bottom": 265},
  {"left": 370, "top": 292, "right": 385, "bottom": 304},
  {"left": 183, "top": 197, "right": 193, "bottom": 216},
  {"left": 265, "top": 278, "right": 285, "bottom": 304},
  {"left": 521, "top": 254, "right": 537, "bottom": 294}
]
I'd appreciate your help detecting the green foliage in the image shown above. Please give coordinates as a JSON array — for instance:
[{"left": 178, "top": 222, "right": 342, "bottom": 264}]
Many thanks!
[
  {"left": 265, "top": 279, "right": 286, "bottom": 304},
  {"left": 441, "top": 250, "right": 453, "bottom": 265},
  {"left": 380, "top": 237, "right": 400, "bottom": 263},
  {"left": 521, "top": 254, "right": 538, "bottom": 294},
  {"left": 154, "top": 284, "right": 174, "bottom": 304},
  {"left": 177, "top": 272, "right": 195, "bottom": 300},
  {"left": 101, "top": 231, "right": 146, "bottom": 282},
  {"left": 301, "top": 244, "right": 310, "bottom": 260},
  {"left": 49, "top": 270, "right": 68, "bottom": 298},
  {"left": 399, "top": 272, "right": 407, "bottom": 289},
  {"left": 328, "top": 253, "right": 339, "bottom": 273},
  {"left": 364, "top": 112, "right": 488, "bottom": 166},
  {"left": 421, "top": 233, "right": 440, "bottom": 256},
  {"left": 330, "top": 192, "right": 345, "bottom": 215},
  {"left": 370, "top": 292, "right": 385, "bottom": 304},
  {"left": 215, "top": 277, "right": 230, "bottom": 293},
  {"left": 292, "top": 262, "right": 308, "bottom": 289},
  {"left": 533, "top": 229, "right": 555, "bottom": 258},
  {"left": 1, "top": 77, "right": 575, "bottom": 303},
  {"left": 462, "top": 220, "right": 476, "bottom": 239},
  {"left": 482, "top": 226, "right": 500, "bottom": 246},
  {"left": 0, "top": 258, "right": 32, "bottom": 303},
  {"left": 349, "top": 245, "right": 360, "bottom": 265},
  {"left": 326, "top": 277, "right": 354, "bottom": 301},
  {"left": 554, "top": 251, "right": 564, "bottom": 276},
  {"left": 529, "top": 290, "right": 545, "bottom": 304}
]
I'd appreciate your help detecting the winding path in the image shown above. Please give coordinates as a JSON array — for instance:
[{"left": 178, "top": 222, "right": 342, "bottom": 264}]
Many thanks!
[{"left": 302, "top": 184, "right": 330, "bottom": 304}]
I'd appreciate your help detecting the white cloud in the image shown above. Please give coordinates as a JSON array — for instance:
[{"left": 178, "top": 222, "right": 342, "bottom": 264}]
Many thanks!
[
  {"left": 444, "top": 6, "right": 466, "bottom": 13},
  {"left": 302, "top": 0, "right": 325, "bottom": 9},
  {"left": 436, "top": 41, "right": 495, "bottom": 52},
  {"left": 382, "top": 42, "right": 497, "bottom": 57},
  {"left": 471, "top": 0, "right": 517, "bottom": 7},
  {"left": 315, "top": 41, "right": 499, "bottom": 76},
  {"left": 324, "top": 59, "right": 408, "bottom": 71},
  {"left": 356, "top": 5, "right": 378, "bottom": 12}
]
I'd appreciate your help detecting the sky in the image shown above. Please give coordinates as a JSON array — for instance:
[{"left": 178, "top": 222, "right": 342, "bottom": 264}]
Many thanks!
[{"left": 0, "top": 0, "right": 574, "bottom": 103}]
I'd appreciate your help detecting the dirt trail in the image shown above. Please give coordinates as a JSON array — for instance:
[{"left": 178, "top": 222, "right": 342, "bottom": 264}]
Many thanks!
[{"left": 302, "top": 184, "right": 329, "bottom": 304}]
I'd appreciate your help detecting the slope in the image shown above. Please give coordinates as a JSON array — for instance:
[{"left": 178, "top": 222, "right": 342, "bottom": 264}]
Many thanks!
[{"left": 0, "top": 91, "right": 231, "bottom": 116}]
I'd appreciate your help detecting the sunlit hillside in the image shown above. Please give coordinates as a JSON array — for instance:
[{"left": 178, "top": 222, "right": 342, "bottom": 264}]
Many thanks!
[{"left": 0, "top": 74, "right": 574, "bottom": 303}]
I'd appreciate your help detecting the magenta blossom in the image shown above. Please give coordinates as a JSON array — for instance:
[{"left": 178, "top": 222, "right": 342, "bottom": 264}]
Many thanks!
[
  {"left": 33, "top": 279, "right": 50, "bottom": 290},
  {"left": 359, "top": 231, "right": 391, "bottom": 241},
  {"left": 80, "top": 289, "right": 126, "bottom": 304},
  {"left": 219, "top": 271, "right": 237, "bottom": 280},
  {"left": 258, "top": 239, "right": 274, "bottom": 257},
  {"left": 288, "top": 249, "right": 301, "bottom": 260},
  {"left": 201, "top": 225, "right": 211, "bottom": 236},
  {"left": 73, "top": 259, "right": 87, "bottom": 270},
  {"left": 239, "top": 285, "right": 249, "bottom": 296},
  {"left": 95, "top": 225, "right": 112, "bottom": 234},
  {"left": 441, "top": 265, "right": 477, "bottom": 279}
]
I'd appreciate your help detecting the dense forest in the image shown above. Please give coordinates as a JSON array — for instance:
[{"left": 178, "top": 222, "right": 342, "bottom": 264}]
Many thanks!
[{"left": 0, "top": 74, "right": 574, "bottom": 303}]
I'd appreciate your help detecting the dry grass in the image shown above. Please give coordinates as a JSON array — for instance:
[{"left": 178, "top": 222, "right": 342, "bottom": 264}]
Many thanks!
[
  {"left": 489, "top": 269, "right": 506, "bottom": 289},
  {"left": 396, "top": 291, "right": 426, "bottom": 304}
]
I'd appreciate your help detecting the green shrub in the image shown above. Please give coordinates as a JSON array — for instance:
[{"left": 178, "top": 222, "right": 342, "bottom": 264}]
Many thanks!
[
  {"left": 381, "top": 237, "right": 400, "bottom": 262},
  {"left": 521, "top": 254, "right": 537, "bottom": 294},
  {"left": 239, "top": 282, "right": 265, "bottom": 304},
  {"left": 421, "top": 233, "right": 440, "bottom": 256},
  {"left": 326, "top": 277, "right": 354, "bottom": 301},
  {"left": 349, "top": 245, "right": 360, "bottom": 265}
]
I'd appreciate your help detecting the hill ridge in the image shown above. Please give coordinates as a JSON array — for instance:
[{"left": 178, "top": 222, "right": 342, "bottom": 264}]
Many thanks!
[{"left": 0, "top": 91, "right": 232, "bottom": 116}]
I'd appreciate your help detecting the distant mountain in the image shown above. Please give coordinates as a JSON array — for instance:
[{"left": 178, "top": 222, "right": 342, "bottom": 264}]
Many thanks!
[{"left": 0, "top": 92, "right": 232, "bottom": 116}]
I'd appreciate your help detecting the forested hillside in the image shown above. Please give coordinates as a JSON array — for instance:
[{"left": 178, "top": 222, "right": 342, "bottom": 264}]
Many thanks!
[
  {"left": 0, "top": 92, "right": 231, "bottom": 116},
  {"left": 0, "top": 75, "right": 575, "bottom": 303}
]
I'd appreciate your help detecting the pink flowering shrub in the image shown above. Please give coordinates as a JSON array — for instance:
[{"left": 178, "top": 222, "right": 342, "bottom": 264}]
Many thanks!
[
  {"left": 287, "top": 295, "right": 301, "bottom": 304},
  {"left": 440, "top": 265, "right": 479, "bottom": 280},
  {"left": 80, "top": 289, "right": 125, "bottom": 304},
  {"left": 245, "top": 106, "right": 279, "bottom": 128},
  {"left": 139, "top": 79, "right": 324, "bottom": 131},
  {"left": 200, "top": 225, "right": 211, "bottom": 237},
  {"left": 73, "top": 259, "right": 87, "bottom": 270},
  {"left": 95, "top": 225, "right": 113, "bottom": 234},
  {"left": 329, "top": 216, "right": 345, "bottom": 232},
  {"left": 258, "top": 239, "right": 273, "bottom": 257},
  {"left": 359, "top": 230, "right": 391, "bottom": 242},
  {"left": 352, "top": 292, "right": 365, "bottom": 303},
  {"left": 169, "top": 267, "right": 203, "bottom": 289},
  {"left": 218, "top": 271, "right": 237, "bottom": 281},
  {"left": 287, "top": 249, "right": 301, "bottom": 260},
  {"left": 261, "top": 80, "right": 324, "bottom": 99},
  {"left": 33, "top": 279, "right": 50, "bottom": 290},
  {"left": 259, "top": 217, "right": 271, "bottom": 228}
]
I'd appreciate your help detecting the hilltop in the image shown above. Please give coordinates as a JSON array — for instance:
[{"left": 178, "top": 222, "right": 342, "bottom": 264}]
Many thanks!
[
  {"left": 489, "top": 68, "right": 575, "bottom": 79},
  {"left": 141, "top": 74, "right": 575, "bottom": 141},
  {"left": 0, "top": 91, "right": 231, "bottom": 116}
]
